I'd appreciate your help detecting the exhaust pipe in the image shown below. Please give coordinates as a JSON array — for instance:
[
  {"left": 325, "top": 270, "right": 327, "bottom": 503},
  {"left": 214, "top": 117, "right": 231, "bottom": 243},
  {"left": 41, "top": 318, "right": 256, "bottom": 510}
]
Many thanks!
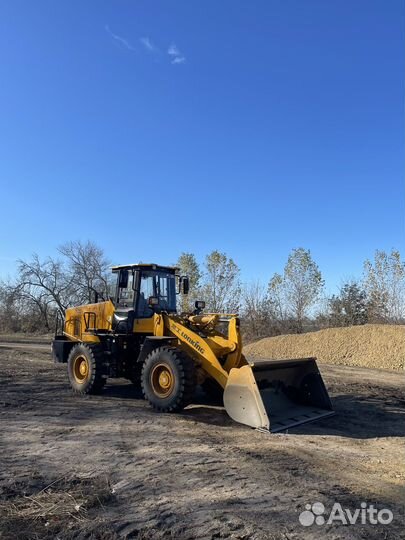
[{"left": 223, "top": 358, "right": 335, "bottom": 432}]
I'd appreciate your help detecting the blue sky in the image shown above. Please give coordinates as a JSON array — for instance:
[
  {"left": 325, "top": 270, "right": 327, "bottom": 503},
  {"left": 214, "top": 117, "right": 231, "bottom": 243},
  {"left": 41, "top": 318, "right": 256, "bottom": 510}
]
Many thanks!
[{"left": 0, "top": 0, "right": 403, "bottom": 292}]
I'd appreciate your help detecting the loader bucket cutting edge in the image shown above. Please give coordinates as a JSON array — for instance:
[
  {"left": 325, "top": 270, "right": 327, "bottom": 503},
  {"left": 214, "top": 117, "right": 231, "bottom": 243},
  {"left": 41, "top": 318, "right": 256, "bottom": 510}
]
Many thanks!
[{"left": 223, "top": 358, "right": 335, "bottom": 432}]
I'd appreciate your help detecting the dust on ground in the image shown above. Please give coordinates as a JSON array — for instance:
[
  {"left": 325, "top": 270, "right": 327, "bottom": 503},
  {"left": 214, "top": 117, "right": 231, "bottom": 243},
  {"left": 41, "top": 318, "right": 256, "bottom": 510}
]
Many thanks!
[
  {"left": 0, "top": 346, "right": 404, "bottom": 539},
  {"left": 244, "top": 324, "right": 405, "bottom": 371}
]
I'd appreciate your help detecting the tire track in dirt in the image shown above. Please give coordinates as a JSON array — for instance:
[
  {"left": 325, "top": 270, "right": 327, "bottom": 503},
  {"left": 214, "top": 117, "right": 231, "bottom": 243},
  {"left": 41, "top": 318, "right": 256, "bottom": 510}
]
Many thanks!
[
  {"left": 108, "top": 412, "right": 323, "bottom": 539},
  {"left": 112, "top": 417, "right": 269, "bottom": 539},
  {"left": 1, "top": 348, "right": 404, "bottom": 539}
]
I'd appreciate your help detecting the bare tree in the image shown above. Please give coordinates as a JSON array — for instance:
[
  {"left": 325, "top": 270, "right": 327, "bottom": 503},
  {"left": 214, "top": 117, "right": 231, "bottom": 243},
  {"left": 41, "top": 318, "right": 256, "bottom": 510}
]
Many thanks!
[
  {"left": 363, "top": 249, "right": 405, "bottom": 323},
  {"left": 0, "top": 282, "right": 23, "bottom": 332},
  {"left": 241, "top": 280, "right": 272, "bottom": 341},
  {"left": 1, "top": 241, "right": 111, "bottom": 333},
  {"left": 267, "top": 273, "right": 288, "bottom": 327},
  {"left": 0, "top": 262, "right": 64, "bottom": 333},
  {"left": 58, "top": 241, "right": 111, "bottom": 304},
  {"left": 203, "top": 251, "right": 241, "bottom": 313},
  {"left": 17, "top": 254, "right": 72, "bottom": 314}
]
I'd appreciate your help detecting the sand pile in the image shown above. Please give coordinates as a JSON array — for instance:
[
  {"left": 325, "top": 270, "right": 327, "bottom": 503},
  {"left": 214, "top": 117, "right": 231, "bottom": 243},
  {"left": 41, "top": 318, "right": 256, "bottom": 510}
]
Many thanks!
[{"left": 244, "top": 324, "right": 405, "bottom": 371}]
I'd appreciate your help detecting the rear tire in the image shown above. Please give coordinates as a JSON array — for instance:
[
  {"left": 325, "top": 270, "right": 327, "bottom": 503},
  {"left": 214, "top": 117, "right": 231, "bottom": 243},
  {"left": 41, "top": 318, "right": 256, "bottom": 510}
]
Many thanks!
[
  {"left": 141, "top": 346, "right": 196, "bottom": 412},
  {"left": 67, "top": 343, "right": 106, "bottom": 394}
]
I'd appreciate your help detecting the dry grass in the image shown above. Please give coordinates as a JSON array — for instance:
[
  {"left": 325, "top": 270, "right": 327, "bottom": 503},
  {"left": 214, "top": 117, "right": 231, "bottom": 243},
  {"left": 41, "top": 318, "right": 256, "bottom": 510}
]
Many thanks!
[
  {"left": 0, "top": 474, "right": 117, "bottom": 540},
  {"left": 244, "top": 324, "right": 405, "bottom": 371}
]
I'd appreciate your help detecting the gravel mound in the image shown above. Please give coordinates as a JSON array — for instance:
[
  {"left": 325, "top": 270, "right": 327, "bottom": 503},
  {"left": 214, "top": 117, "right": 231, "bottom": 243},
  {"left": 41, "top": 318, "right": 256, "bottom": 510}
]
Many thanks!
[{"left": 244, "top": 324, "right": 405, "bottom": 371}]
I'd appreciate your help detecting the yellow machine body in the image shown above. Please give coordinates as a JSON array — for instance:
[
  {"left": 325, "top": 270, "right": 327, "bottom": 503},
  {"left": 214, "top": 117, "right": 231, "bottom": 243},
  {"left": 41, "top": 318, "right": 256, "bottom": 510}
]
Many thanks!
[
  {"left": 62, "top": 293, "right": 334, "bottom": 432},
  {"left": 53, "top": 265, "right": 334, "bottom": 432},
  {"left": 64, "top": 300, "right": 115, "bottom": 343}
]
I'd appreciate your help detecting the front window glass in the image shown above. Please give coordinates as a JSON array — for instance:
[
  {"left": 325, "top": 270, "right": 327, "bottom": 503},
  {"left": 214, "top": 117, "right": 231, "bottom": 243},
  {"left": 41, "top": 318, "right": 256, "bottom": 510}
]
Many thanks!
[
  {"left": 137, "top": 273, "right": 155, "bottom": 317},
  {"left": 135, "top": 271, "right": 177, "bottom": 317}
]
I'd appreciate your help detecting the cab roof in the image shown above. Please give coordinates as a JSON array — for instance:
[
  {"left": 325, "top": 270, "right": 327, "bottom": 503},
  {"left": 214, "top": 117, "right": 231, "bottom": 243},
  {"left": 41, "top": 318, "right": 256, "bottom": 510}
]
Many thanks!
[{"left": 111, "top": 263, "right": 179, "bottom": 273}]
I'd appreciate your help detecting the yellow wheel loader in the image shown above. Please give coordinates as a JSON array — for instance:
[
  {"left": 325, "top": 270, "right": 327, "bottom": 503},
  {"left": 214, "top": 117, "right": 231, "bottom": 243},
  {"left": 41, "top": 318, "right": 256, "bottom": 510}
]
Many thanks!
[{"left": 52, "top": 263, "right": 334, "bottom": 432}]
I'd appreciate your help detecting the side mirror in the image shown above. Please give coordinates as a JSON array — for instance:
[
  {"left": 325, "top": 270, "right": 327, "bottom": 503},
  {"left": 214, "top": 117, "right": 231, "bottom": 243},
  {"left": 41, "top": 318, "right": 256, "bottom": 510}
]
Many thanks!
[
  {"left": 148, "top": 296, "right": 159, "bottom": 307},
  {"left": 181, "top": 276, "right": 189, "bottom": 295},
  {"left": 194, "top": 300, "right": 205, "bottom": 315},
  {"left": 119, "top": 269, "right": 129, "bottom": 289}
]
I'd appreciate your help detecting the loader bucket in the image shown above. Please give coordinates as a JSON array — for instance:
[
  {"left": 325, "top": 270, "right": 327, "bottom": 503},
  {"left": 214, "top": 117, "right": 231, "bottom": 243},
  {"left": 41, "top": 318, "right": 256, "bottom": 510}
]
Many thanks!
[{"left": 223, "top": 358, "right": 334, "bottom": 432}]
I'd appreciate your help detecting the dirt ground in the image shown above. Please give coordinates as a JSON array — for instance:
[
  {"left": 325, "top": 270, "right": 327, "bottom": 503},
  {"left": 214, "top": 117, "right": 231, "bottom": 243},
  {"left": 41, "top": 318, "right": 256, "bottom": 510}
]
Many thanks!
[{"left": 0, "top": 345, "right": 404, "bottom": 539}]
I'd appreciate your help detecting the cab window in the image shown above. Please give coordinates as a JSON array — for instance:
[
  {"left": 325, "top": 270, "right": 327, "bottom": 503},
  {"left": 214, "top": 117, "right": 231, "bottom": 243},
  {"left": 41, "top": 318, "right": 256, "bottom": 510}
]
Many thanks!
[
  {"left": 135, "top": 270, "right": 177, "bottom": 318},
  {"left": 136, "top": 273, "right": 155, "bottom": 318},
  {"left": 117, "top": 270, "right": 135, "bottom": 307}
]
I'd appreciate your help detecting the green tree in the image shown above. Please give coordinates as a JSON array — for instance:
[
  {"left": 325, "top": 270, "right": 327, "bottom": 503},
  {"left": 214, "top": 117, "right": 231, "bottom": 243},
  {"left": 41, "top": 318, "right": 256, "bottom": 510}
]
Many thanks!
[
  {"left": 176, "top": 252, "right": 202, "bottom": 312},
  {"left": 268, "top": 248, "right": 324, "bottom": 333},
  {"left": 363, "top": 249, "right": 405, "bottom": 322},
  {"left": 328, "top": 281, "right": 368, "bottom": 326},
  {"left": 203, "top": 250, "right": 241, "bottom": 313}
]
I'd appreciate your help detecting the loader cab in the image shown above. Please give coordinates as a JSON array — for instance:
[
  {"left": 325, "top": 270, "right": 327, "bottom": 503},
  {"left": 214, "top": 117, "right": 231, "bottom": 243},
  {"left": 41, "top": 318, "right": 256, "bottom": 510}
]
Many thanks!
[{"left": 112, "top": 264, "right": 180, "bottom": 318}]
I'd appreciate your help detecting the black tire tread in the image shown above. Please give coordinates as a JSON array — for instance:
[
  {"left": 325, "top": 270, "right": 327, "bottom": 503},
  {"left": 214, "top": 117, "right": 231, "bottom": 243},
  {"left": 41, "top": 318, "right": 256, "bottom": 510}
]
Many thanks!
[
  {"left": 67, "top": 343, "right": 106, "bottom": 395},
  {"left": 141, "top": 346, "right": 196, "bottom": 412}
]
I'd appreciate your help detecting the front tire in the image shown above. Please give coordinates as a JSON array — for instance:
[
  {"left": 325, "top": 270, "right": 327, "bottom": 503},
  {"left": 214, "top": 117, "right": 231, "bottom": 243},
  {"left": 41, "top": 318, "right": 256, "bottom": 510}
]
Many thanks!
[
  {"left": 141, "top": 346, "right": 196, "bottom": 412},
  {"left": 67, "top": 343, "right": 106, "bottom": 394}
]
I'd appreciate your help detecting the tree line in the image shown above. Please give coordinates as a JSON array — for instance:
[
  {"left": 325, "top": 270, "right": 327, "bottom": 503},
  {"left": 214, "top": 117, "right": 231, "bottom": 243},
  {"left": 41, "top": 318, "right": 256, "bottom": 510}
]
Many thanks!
[
  {"left": 0, "top": 241, "right": 404, "bottom": 340},
  {"left": 177, "top": 248, "right": 405, "bottom": 340}
]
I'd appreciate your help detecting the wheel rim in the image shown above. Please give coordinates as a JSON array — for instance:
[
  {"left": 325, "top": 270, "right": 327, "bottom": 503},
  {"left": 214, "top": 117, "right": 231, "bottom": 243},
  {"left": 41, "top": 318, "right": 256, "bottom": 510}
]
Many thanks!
[
  {"left": 73, "top": 355, "right": 90, "bottom": 384},
  {"left": 150, "top": 363, "right": 175, "bottom": 398}
]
